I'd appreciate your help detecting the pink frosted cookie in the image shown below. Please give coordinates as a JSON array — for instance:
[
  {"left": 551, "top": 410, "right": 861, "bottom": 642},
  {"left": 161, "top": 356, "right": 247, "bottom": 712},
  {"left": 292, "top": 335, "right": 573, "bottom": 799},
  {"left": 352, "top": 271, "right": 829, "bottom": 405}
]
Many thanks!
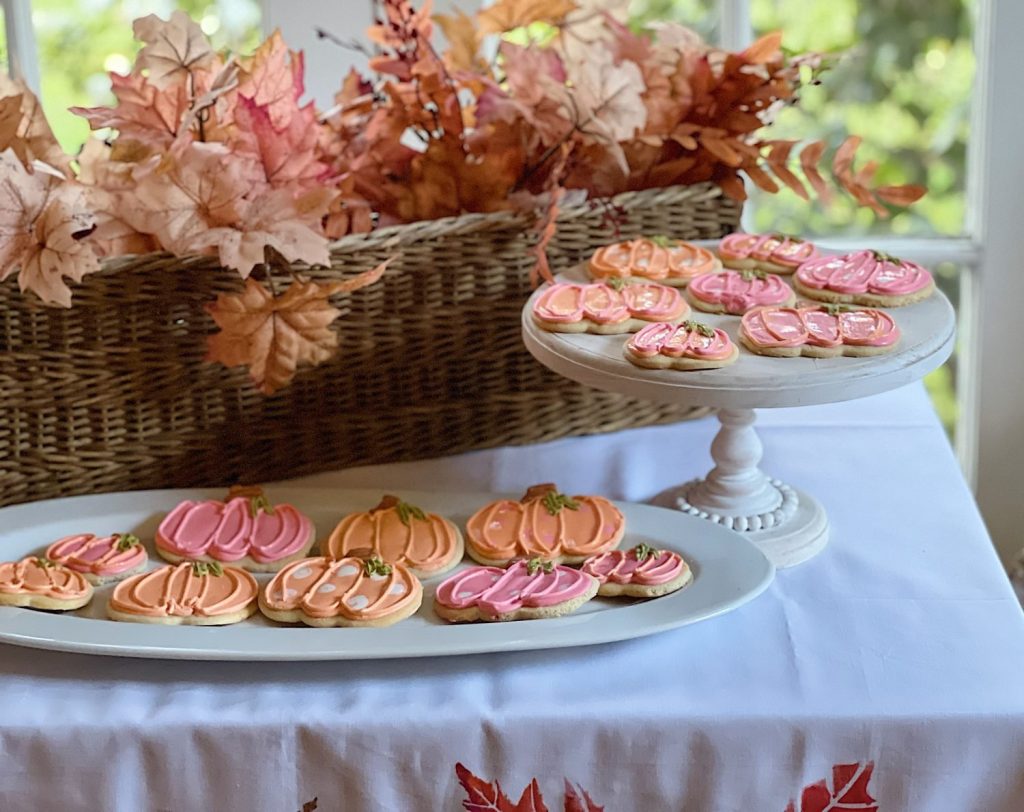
[
  {"left": 686, "top": 269, "right": 795, "bottom": 315},
  {"left": 108, "top": 561, "right": 259, "bottom": 626},
  {"left": 45, "top": 533, "right": 148, "bottom": 585},
  {"left": 717, "top": 232, "right": 818, "bottom": 274},
  {"left": 433, "top": 558, "right": 599, "bottom": 623},
  {"left": 624, "top": 320, "right": 739, "bottom": 370},
  {"left": 0, "top": 556, "right": 94, "bottom": 611},
  {"left": 260, "top": 556, "right": 423, "bottom": 628},
  {"left": 156, "top": 486, "right": 315, "bottom": 572},
  {"left": 581, "top": 543, "right": 692, "bottom": 598},
  {"left": 532, "top": 280, "right": 689, "bottom": 334},
  {"left": 588, "top": 237, "right": 722, "bottom": 286},
  {"left": 793, "top": 250, "right": 934, "bottom": 307},
  {"left": 740, "top": 303, "right": 900, "bottom": 357}
]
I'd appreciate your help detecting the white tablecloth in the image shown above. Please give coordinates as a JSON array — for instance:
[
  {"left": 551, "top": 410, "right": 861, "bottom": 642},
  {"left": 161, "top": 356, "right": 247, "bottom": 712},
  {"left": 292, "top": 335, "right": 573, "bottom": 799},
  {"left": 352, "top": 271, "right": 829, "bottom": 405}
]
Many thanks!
[{"left": 2, "top": 384, "right": 1022, "bottom": 811}]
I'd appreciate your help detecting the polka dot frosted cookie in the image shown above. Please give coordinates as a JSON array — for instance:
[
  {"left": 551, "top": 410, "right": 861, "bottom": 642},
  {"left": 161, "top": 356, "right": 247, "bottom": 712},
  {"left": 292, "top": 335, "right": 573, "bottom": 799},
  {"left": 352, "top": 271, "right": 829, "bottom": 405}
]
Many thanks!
[{"left": 259, "top": 556, "right": 423, "bottom": 628}]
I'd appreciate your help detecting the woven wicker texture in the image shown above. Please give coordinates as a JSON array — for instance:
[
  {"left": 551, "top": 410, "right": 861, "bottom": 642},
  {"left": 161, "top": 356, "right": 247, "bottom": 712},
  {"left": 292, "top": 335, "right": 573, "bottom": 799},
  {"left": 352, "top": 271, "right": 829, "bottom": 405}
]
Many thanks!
[{"left": 0, "top": 183, "right": 740, "bottom": 507}]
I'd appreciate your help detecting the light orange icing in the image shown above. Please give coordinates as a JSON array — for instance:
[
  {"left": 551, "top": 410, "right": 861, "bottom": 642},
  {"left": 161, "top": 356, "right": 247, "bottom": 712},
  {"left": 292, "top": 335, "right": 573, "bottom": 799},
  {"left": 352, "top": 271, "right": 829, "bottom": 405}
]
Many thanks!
[
  {"left": 589, "top": 238, "right": 719, "bottom": 283},
  {"left": 262, "top": 556, "right": 421, "bottom": 621},
  {"left": 0, "top": 557, "right": 92, "bottom": 601},
  {"left": 326, "top": 496, "right": 459, "bottom": 574},
  {"left": 533, "top": 282, "right": 687, "bottom": 326},
  {"left": 626, "top": 321, "right": 736, "bottom": 361},
  {"left": 109, "top": 562, "right": 258, "bottom": 618},
  {"left": 465, "top": 484, "right": 624, "bottom": 561},
  {"left": 46, "top": 533, "right": 147, "bottom": 577}
]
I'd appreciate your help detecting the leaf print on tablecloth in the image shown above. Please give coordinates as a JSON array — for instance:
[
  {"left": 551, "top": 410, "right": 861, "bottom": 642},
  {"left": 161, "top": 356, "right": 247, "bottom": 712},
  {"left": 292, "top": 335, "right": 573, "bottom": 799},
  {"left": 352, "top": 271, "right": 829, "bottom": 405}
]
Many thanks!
[
  {"left": 458, "top": 762, "right": 606, "bottom": 812},
  {"left": 564, "top": 779, "right": 605, "bottom": 812},
  {"left": 785, "top": 762, "right": 878, "bottom": 812}
]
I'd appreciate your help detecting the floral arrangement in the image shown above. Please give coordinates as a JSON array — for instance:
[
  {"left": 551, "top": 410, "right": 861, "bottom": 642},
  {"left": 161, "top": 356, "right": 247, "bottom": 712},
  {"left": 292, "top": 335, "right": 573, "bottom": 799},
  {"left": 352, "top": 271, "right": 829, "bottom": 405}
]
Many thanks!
[{"left": 0, "top": 1, "right": 923, "bottom": 393}]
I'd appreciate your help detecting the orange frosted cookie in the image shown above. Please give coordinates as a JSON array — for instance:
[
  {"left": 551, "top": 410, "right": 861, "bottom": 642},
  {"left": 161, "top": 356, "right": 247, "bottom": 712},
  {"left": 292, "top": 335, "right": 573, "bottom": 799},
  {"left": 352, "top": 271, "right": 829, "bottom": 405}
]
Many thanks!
[
  {"left": 156, "top": 485, "right": 316, "bottom": 573},
  {"left": 624, "top": 320, "right": 739, "bottom": 371},
  {"left": 260, "top": 556, "right": 423, "bottom": 628},
  {"left": 107, "top": 561, "right": 258, "bottom": 625},
  {"left": 0, "top": 556, "right": 93, "bottom": 611},
  {"left": 45, "top": 532, "right": 148, "bottom": 585},
  {"left": 588, "top": 237, "right": 722, "bottom": 286},
  {"left": 717, "top": 232, "right": 819, "bottom": 274},
  {"left": 465, "top": 484, "right": 625, "bottom": 566},
  {"left": 532, "top": 280, "right": 689, "bottom": 334},
  {"left": 325, "top": 495, "right": 463, "bottom": 578}
]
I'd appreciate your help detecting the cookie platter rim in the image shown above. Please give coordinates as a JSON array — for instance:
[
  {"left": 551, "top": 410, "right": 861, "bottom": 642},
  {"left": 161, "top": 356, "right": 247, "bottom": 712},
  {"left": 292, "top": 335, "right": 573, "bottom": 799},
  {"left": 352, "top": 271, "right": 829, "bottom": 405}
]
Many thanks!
[{"left": 0, "top": 486, "right": 774, "bottom": 661}]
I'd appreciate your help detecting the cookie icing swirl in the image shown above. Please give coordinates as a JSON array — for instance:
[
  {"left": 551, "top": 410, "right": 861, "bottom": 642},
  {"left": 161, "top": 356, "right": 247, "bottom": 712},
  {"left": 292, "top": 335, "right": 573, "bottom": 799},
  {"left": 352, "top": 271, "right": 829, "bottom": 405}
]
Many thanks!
[
  {"left": 435, "top": 560, "right": 594, "bottom": 617},
  {"left": 46, "top": 533, "right": 146, "bottom": 577},
  {"left": 110, "top": 562, "right": 257, "bottom": 618},
  {"left": 589, "top": 238, "right": 719, "bottom": 282},
  {"left": 0, "top": 557, "right": 92, "bottom": 600}
]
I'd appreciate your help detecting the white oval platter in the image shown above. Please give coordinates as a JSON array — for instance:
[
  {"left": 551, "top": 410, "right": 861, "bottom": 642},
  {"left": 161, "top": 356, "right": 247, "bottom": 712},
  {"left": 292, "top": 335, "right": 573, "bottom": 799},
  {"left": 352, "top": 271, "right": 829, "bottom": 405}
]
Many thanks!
[{"left": 0, "top": 487, "right": 774, "bottom": 661}]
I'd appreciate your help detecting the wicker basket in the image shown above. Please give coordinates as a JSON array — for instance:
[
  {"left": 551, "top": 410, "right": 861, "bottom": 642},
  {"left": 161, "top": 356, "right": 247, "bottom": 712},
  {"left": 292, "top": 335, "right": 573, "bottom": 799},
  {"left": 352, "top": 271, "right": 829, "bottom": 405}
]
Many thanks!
[{"left": 0, "top": 182, "right": 740, "bottom": 507}]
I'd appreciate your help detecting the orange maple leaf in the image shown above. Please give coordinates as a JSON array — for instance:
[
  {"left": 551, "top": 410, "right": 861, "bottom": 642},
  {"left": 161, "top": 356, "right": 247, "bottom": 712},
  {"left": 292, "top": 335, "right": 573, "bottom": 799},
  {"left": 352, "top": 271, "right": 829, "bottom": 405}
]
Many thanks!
[
  {"left": 236, "top": 30, "right": 305, "bottom": 130},
  {"left": 205, "top": 263, "right": 388, "bottom": 394},
  {"left": 435, "top": 10, "right": 482, "bottom": 73},
  {"left": 0, "top": 154, "right": 99, "bottom": 307},
  {"left": 478, "top": 0, "right": 577, "bottom": 34},
  {"left": 0, "top": 74, "right": 72, "bottom": 175}
]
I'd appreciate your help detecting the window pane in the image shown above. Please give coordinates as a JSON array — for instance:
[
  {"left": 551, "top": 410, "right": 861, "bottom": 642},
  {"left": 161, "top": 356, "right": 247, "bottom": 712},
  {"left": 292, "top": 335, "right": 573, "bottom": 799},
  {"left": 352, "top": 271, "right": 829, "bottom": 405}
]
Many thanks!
[
  {"left": 629, "top": 0, "right": 718, "bottom": 43},
  {"left": 749, "top": 0, "right": 974, "bottom": 238},
  {"left": 32, "top": 0, "right": 262, "bottom": 153},
  {"left": 924, "top": 261, "right": 963, "bottom": 439}
]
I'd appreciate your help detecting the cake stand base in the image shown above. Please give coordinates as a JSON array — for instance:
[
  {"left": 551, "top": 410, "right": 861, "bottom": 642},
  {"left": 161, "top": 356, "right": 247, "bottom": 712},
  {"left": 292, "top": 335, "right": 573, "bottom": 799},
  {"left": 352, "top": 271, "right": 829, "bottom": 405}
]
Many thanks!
[{"left": 651, "top": 408, "right": 830, "bottom": 568}]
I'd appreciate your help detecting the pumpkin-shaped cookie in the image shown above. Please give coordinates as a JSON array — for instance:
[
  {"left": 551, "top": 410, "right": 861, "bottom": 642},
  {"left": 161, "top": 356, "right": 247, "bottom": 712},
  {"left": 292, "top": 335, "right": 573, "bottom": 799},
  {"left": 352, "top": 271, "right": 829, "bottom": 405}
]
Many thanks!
[
  {"left": 588, "top": 237, "right": 722, "bottom": 286},
  {"left": 0, "top": 556, "right": 93, "bottom": 611},
  {"left": 465, "top": 484, "right": 625, "bottom": 566},
  {"left": 325, "top": 495, "right": 463, "bottom": 577},
  {"left": 739, "top": 303, "right": 900, "bottom": 357},
  {"left": 107, "top": 561, "right": 259, "bottom": 625},
  {"left": 156, "top": 486, "right": 315, "bottom": 572},
  {"left": 45, "top": 532, "right": 148, "bottom": 585},
  {"left": 434, "top": 558, "right": 599, "bottom": 623},
  {"left": 793, "top": 249, "right": 934, "bottom": 306},
  {"left": 581, "top": 543, "right": 692, "bottom": 598},
  {"left": 686, "top": 269, "right": 795, "bottom": 315},
  {"left": 260, "top": 556, "right": 422, "bottom": 627},
  {"left": 717, "top": 232, "right": 818, "bottom": 273},
  {"left": 624, "top": 320, "right": 739, "bottom": 370},
  {"left": 531, "top": 280, "right": 689, "bottom": 334}
]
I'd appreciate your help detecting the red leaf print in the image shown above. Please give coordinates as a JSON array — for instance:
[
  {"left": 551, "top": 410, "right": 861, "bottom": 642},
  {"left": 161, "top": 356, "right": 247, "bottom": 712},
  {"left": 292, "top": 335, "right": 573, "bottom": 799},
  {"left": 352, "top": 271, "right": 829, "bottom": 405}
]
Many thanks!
[
  {"left": 786, "top": 762, "right": 878, "bottom": 812},
  {"left": 511, "top": 778, "right": 549, "bottom": 812},
  {"left": 564, "top": 779, "right": 604, "bottom": 812},
  {"left": 456, "top": 762, "right": 519, "bottom": 812}
]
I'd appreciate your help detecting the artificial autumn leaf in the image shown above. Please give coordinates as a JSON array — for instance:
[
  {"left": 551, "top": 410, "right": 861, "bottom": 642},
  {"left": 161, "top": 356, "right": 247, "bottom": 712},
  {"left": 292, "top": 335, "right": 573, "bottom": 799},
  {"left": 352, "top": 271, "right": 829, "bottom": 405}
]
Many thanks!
[
  {"left": 435, "top": 9, "right": 482, "bottom": 73},
  {"left": 236, "top": 31, "right": 305, "bottom": 130},
  {"left": 563, "top": 780, "right": 604, "bottom": 812},
  {"left": 133, "top": 10, "right": 216, "bottom": 89},
  {"left": 72, "top": 71, "right": 192, "bottom": 150},
  {"left": 132, "top": 143, "right": 329, "bottom": 276},
  {"left": 478, "top": 0, "right": 576, "bottom": 34},
  {"left": 765, "top": 140, "right": 809, "bottom": 200},
  {"left": 799, "top": 140, "right": 832, "bottom": 202},
  {"left": 0, "top": 74, "right": 72, "bottom": 175},
  {"left": 232, "top": 95, "right": 326, "bottom": 189},
  {"left": 206, "top": 267, "right": 385, "bottom": 394},
  {"left": 0, "top": 153, "right": 99, "bottom": 307},
  {"left": 743, "top": 31, "right": 783, "bottom": 64},
  {"left": 455, "top": 763, "right": 551, "bottom": 812},
  {"left": 784, "top": 762, "right": 878, "bottom": 812},
  {"left": 568, "top": 50, "right": 647, "bottom": 144},
  {"left": 177, "top": 61, "right": 241, "bottom": 141},
  {"left": 875, "top": 184, "right": 926, "bottom": 206}
]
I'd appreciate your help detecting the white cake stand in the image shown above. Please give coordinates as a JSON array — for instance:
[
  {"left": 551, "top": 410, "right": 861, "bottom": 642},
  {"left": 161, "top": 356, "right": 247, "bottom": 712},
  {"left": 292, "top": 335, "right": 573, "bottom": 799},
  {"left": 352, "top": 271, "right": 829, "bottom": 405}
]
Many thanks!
[{"left": 521, "top": 267, "right": 956, "bottom": 567}]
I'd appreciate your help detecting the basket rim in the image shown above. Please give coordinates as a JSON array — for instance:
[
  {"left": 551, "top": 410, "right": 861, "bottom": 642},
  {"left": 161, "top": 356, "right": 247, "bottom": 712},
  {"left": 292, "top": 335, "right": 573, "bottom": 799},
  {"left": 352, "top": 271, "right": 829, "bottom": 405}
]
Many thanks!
[{"left": 95, "top": 181, "right": 734, "bottom": 273}]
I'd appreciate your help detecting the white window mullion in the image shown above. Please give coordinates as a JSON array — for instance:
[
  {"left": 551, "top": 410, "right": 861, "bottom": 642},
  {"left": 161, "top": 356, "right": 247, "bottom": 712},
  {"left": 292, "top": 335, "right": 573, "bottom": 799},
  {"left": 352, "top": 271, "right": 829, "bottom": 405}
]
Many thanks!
[
  {"left": 1, "top": 0, "right": 41, "bottom": 95},
  {"left": 718, "top": 0, "right": 752, "bottom": 50}
]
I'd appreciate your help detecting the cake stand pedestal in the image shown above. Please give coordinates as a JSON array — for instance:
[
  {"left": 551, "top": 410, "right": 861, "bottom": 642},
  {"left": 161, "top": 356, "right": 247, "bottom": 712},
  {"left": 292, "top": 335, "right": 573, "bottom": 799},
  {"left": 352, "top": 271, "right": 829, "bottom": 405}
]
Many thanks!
[{"left": 521, "top": 268, "right": 955, "bottom": 567}]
